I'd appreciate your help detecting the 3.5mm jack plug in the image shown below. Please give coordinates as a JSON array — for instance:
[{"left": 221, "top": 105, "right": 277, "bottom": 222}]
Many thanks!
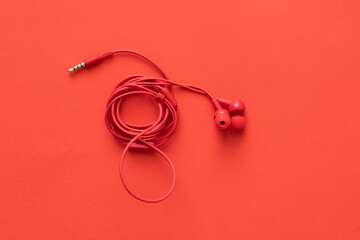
[
  {"left": 69, "top": 62, "right": 85, "bottom": 72},
  {"left": 68, "top": 51, "right": 114, "bottom": 72}
]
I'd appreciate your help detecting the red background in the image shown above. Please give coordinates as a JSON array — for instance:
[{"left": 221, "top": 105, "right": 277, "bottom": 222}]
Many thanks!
[{"left": 1, "top": 0, "right": 360, "bottom": 239}]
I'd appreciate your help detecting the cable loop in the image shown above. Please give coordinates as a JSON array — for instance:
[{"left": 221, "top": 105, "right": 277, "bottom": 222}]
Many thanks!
[
  {"left": 101, "top": 50, "right": 217, "bottom": 203},
  {"left": 105, "top": 75, "right": 178, "bottom": 202}
]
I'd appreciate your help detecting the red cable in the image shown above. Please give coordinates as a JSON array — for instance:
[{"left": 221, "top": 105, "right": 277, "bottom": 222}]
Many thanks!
[{"left": 70, "top": 50, "right": 217, "bottom": 203}]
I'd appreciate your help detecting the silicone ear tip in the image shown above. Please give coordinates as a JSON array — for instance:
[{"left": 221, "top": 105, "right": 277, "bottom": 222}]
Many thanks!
[
  {"left": 229, "top": 99, "right": 245, "bottom": 115},
  {"left": 231, "top": 116, "right": 245, "bottom": 130},
  {"left": 214, "top": 110, "right": 231, "bottom": 130}
]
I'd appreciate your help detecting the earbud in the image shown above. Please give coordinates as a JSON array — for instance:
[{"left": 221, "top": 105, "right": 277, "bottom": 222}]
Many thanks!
[
  {"left": 217, "top": 98, "right": 246, "bottom": 130},
  {"left": 212, "top": 99, "right": 231, "bottom": 130},
  {"left": 214, "top": 109, "right": 231, "bottom": 129}
]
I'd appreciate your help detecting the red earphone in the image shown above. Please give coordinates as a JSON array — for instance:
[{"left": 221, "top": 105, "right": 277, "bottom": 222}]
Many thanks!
[
  {"left": 69, "top": 49, "right": 245, "bottom": 203},
  {"left": 212, "top": 98, "right": 246, "bottom": 130}
]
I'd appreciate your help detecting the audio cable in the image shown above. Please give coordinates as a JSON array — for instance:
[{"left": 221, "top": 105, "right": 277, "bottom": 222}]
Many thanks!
[{"left": 69, "top": 49, "right": 245, "bottom": 203}]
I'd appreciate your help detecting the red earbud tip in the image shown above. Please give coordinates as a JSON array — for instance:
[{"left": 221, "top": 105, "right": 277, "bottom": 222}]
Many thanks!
[
  {"left": 229, "top": 99, "right": 245, "bottom": 115},
  {"left": 214, "top": 109, "right": 231, "bottom": 130},
  {"left": 231, "top": 116, "right": 246, "bottom": 130}
]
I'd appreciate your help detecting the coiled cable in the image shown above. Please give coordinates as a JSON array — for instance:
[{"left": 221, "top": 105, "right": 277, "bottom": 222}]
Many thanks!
[{"left": 70, "top": 50, "right": 217, "bottom": 203}]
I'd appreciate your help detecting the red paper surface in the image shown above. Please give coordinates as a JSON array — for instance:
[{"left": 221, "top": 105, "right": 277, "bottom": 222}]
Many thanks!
[{"left": 0, "top": 0, "right": 360, "bottom": 239}]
